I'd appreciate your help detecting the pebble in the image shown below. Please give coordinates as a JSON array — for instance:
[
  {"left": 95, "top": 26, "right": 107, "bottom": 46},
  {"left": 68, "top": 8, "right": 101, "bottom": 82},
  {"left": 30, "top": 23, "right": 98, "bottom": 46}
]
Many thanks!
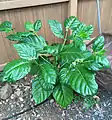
[
  {"left": 36, "top": 114, "right": 40, "bottom": 117},
  {"left": 19, "top": 97, "right": 24, "bottom": 101},
  {"left": 11, "top": 94, "right": 15, "bottom": 99},
  {"left": 15, "top": 90, "right": 21, "bottom": 96},
  {"left": 6, "top": 99, "right": 9, "bottom": 102},
  {"left": 103, "top": 102, "right": 106, "bottom": 107},
  {"left": 50, "top": 99, "right": 54, "bottom": 104},
  {"left": 62, "top": 111, "right": 66, "bottom": 117},
  {"left": 21, "top": 104, "right": 24, "bottom": 107},
  {"left": 11, "top": 104, "right": 13, "bottom": 108},
  {"left": 0, "top": 83, "right": 13, "bottom": 100}
]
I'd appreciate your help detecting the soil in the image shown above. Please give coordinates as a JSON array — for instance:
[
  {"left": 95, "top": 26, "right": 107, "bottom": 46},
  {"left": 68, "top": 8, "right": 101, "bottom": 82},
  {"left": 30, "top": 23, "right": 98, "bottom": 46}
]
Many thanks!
[{"left": 0, "top": 76, "right": 112, "bottom": 120}]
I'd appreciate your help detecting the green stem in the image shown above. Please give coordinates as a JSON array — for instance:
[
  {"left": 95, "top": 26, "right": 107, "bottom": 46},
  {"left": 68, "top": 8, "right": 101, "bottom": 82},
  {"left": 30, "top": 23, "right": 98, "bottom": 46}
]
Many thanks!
[
  {"left": 61, "top": 29, "right": 68, "bottom": 51},
  {"left": 34, "top": 60, "right": 38, "bottom": 66},
  {"left": 11, "top": 28, "right": 16, "bottom": 34},
  {"left": 33, "top": 31, "right": 43, "bottom": 43},
  {"left": 40, "top": 55, "right": 51, "bottom": 64},
  {"left": 33, "top": 31, "right": 39, "bottom": 37}
]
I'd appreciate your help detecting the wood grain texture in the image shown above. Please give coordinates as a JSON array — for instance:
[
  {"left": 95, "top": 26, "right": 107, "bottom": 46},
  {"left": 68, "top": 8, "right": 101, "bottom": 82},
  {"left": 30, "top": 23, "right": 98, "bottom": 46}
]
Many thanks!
[
  {"left": 69, "top": 0, "right": 77, "bottom": 17},
  {"left": 78, "top": 0, "right": 112, "bottom": 36},
  {"left": 0, "top": 0, "right": 69, "bottom": 10},
  {"left": 0, "top": 2, "right": 69, "bottom": 66}
]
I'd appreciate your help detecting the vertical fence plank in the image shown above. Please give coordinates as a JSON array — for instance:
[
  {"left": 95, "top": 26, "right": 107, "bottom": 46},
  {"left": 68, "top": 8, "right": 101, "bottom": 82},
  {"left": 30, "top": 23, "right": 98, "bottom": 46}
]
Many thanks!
[
  {"left": 69, "top": 0, "right": 77, "bottom": 17},
  {"left": 0, "top": 1, "right": 69, "bottom": 71}
]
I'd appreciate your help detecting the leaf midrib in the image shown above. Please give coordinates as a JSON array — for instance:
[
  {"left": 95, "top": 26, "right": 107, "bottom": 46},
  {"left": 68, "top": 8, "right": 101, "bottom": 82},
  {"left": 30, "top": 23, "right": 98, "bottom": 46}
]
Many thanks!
[
  {"left": 75, "top": 66, "right": 93, "bottom": 94},
  {"left": 5, "top": 60, "right": 29, "bottom": 74}
]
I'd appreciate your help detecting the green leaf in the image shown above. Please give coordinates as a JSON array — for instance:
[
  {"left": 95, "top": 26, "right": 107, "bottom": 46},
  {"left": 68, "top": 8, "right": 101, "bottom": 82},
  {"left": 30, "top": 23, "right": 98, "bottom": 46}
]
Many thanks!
[
  {"left": 38, "top": 59, "right": 57, "bottom": 84},
  {"left": 48, "top": 20, "right": 64, "bottom": 38},
  {"left": 29, "top": 63, "right": 38, "bottom": 75},
  {"left": 72, "top": 23, "right": 94, "bottom": 40},
  {"left": 34, "top": 20, "right": 42, "bottom": 32},
  {"left": 0, "top": 21, "right": 12, "bottom": 33},
  {"left": 32, "top": 76, "right": 53, "bottom": 104},
  {"left": 83, "top": 96, "right": 98, "bottom": 110},
  {"left": 74, "top": 39, "right": 86, "bottom": 51},
  {"left": 43, "top": 44, "right": 62, "bottom": 55},
  {"left": 83, "top": 55, "right": 110, "bottom": 71},
  {"left": 60, "top": 66, "right": 71, "bottom": 85},
  {"left": 6, "top": 32, "right": 33, "bottom": 41},
  {"left": 92, "top": 36, "right": 104, "bottom": 52},
  {"left": 64, "top": 16, "right": 80, "bottom": 30},
  {"left": 59, "top": 45, "right": 91, "bottom": 63},
  {"left": 25, "top": 22, "right": 34, "bottom": 31},
  {"left": 14, "top": 43, "right": 38, "bottom": 60},
  {"left": 60, "top": 64, "right": 98, "bottom": 96},
  {"left": 53, "top": 84, "right": 73, "bottom": 107},
  {"left": 3, "top": 59, "right": 31, "bottom": 82},
  {"left": 22, "top": 35, "right": 47, "bottom": 51}
]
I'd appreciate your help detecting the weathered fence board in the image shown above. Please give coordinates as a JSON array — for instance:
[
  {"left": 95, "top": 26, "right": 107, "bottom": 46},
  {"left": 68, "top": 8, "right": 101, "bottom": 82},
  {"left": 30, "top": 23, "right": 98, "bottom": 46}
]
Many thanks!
[
  {"left": 78, "top": 0, "right": 112, "bottom": 36},
  {"left": 0, "top": 0, "right": 78, "bottom": 70}
]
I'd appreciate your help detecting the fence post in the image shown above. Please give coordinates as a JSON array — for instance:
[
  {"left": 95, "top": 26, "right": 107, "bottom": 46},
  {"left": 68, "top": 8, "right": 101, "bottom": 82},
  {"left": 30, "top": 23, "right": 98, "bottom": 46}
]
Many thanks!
[{"left": 69, "top": 0, "right": 77, "bottom": 17}]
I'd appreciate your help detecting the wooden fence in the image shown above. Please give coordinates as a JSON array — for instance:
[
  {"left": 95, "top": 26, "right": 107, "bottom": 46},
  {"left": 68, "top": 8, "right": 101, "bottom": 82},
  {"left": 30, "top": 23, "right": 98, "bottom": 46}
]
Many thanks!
[{"left": 0, "top": 0, "right": 112, "bottom": 70}]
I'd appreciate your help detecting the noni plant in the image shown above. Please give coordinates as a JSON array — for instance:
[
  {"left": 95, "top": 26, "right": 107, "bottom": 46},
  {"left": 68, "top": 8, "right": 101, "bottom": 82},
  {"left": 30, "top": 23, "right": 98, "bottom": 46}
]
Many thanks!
[{"left": 0, "top": 16, "right": 110, "bottom": 108}]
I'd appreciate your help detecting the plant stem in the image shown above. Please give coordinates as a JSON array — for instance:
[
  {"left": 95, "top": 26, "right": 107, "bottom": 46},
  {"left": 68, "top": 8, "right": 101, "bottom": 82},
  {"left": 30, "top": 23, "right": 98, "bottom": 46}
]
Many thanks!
[
  {"left": 61, "top": 29, "right": 68, "bottom": 51},
  {"left": 33, "top": 31, "right": 38, "bottom": 37},
  {"left": 34, "top": 60, "right": 38, "bottom": 66},
  {"left": 40, "top": 55, "right": 50, "bottom": 64},
  {"left": 12, "top": 28, "right": 16, "bottom": 34},
  {"left": 33, "top": 31, "right": 43, "bottom": 43}
]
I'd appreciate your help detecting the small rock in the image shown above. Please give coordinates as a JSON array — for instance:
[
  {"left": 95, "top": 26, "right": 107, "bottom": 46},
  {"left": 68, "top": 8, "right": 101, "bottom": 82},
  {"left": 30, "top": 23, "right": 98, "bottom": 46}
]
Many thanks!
[
  {"left": 36, "top": 114, "right": 40, "bottom": 117},
  {"left": 62, "top": 111, "right": 65, "bottom": 117},
  {"left": 0, "top": 83, "right": 13, "bottom": 100},
  {"left": 50, "top": 99, "right": 54, "bottom": 104},
  {"left": 11, "top": 104, "right": 13, "bottom": 108},
  {"left": 19, "top": 97, "right": 24, "bottom": 101},
  {"left": 11, "top": 94, "right": 15, "bottom": 99},
  {"left": 21, "top": 104, "right": 24, "bottom": 107},
  {"left": 6, "top": 99, "right": 9, "bottom": 102},
  {"left": 15, "top": 90, "right": 21, "bottom": 96}
]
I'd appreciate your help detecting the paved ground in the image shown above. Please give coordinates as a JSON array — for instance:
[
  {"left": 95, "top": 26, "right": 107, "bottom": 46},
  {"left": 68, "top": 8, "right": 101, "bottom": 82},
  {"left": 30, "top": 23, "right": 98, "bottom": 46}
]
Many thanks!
[{"left": 0, "top": 76, "right": 112, "bottom": 120}]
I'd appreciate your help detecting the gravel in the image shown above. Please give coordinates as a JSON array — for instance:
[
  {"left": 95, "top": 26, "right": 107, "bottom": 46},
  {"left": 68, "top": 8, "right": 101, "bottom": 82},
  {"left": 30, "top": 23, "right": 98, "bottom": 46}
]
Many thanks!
[{"left": 0, "top": 76, "right": 112, "bottom": 120}]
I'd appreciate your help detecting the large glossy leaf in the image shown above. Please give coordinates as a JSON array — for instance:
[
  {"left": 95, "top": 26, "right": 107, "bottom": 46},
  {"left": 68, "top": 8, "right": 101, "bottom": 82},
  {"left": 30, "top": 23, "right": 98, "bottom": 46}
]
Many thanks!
[
  {"left": 64, "top": 16, "right": 80, "bottom": 30},
  {"left": 71, "top": 23, "right": 94, "bottom": 40},
  {"left": 25, "top": 22, "right": 34, "bottom": 31},
  {"left": 59, "top": 45, "right": 91, "bottom": 63},
  {"left": 43, "top": 44, "right": 62, "bottom": 55},
  {"left": 53, "top": 84, "right": 73, "bottom": 107},
  {"left": 22, "top": 35, "right": 47, "bottom": 51},
  {"left": 92, "top": 36, "right": 104, "bottom": 52},
  {"left": 83, "top": 55, "right": 110, "bottom": 71},
  {"left": 32, "top": 76, "right": 53, "bottom": 104},
  {"left": 6, "top": 32, "right": 33, "bottom": 41},
  {"left": 34, "top": 20, "right": 42, "bottom": 32},
  {"left": 38, "top": 59, "right": 56, "bottom": 84},
  {"left": 14, "top": 43, "right": 38, "bottom": 60},
  {"left": 48, "top": 20, "right": 64, "bottom": 38},
  {"left": 3, "top": 59, "right": 31, "bottom": 82},
  {"left": 74, "top": 39, "right": 86, "bottom": 51},
  {"left": 0, "top": 21, "right": 12, "bottom": 33},
  {"left": 60, "top": 64, "right": 98, "bottom": 96}
]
